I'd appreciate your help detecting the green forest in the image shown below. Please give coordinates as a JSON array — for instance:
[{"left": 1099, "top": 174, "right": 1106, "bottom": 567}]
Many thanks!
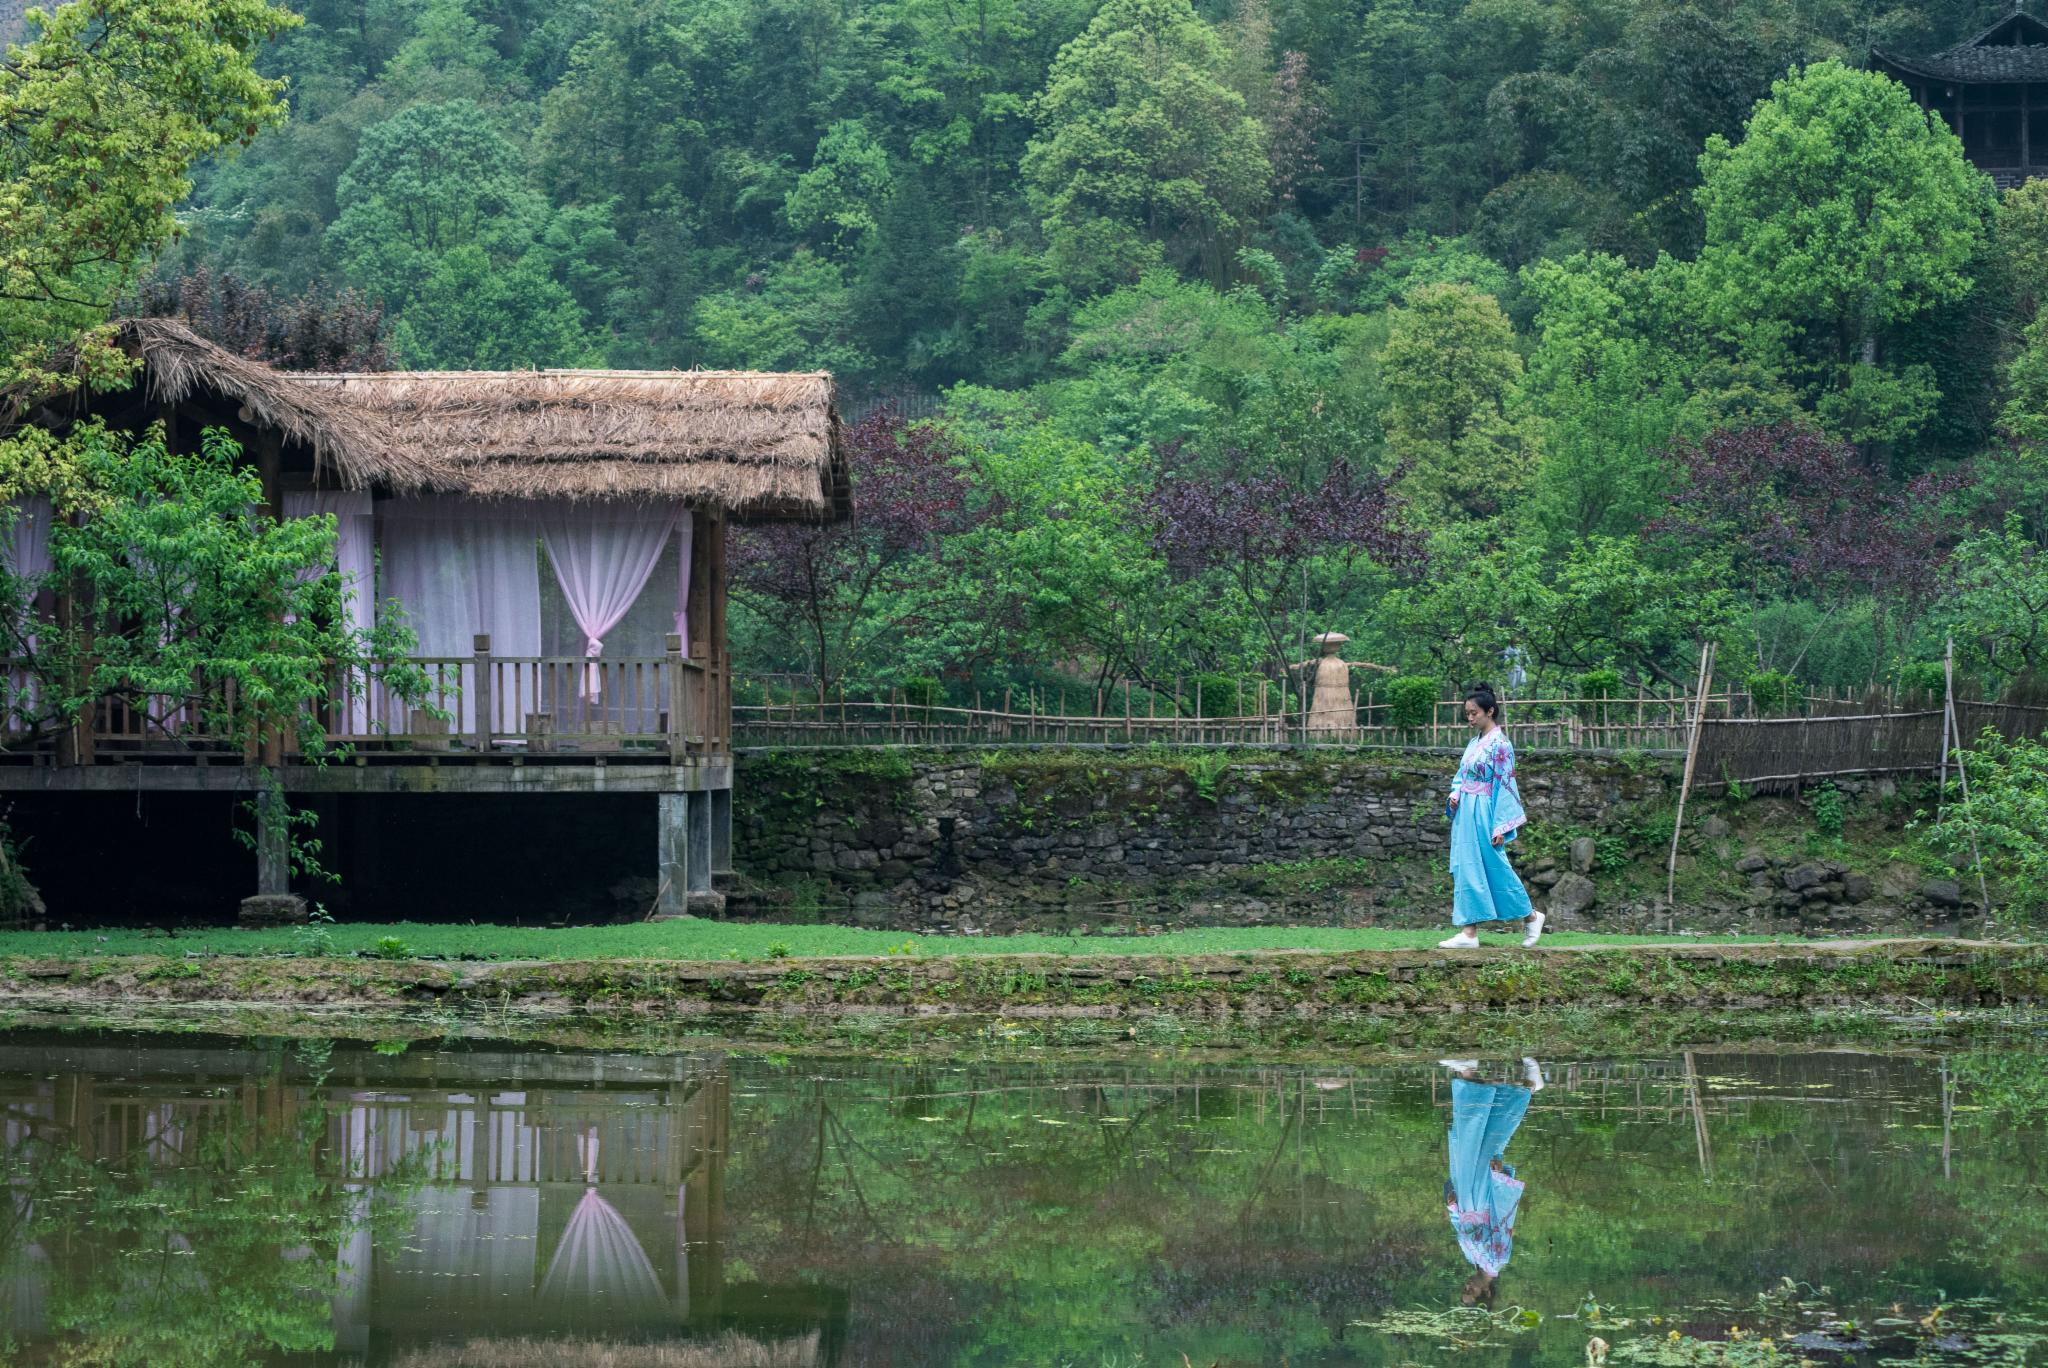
[{"left": 14, "top": 0, "right": 2048, "bottom": 703}]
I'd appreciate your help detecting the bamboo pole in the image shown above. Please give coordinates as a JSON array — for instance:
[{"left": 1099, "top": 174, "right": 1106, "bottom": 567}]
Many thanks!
[
  {"left": 1666, "top": 640, "right": 1718, "bottom": 921},
  {"left": 1943, "top": 637, "right": 1995, "bottom": 928}
]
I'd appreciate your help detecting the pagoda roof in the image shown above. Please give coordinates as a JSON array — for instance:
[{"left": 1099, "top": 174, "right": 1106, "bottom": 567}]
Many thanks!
[{"left": 1873, "top": 10, "right": 2048, "bottom": 84}]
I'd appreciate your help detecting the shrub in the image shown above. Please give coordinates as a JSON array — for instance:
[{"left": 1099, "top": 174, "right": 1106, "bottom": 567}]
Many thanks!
[
  {"left": 373, "top": 936, "right": 413, "bottom": 960},
  {"left": 1925, "top": 729, "right": 2048, "bottom": 926},
  {"left": 1896, "top": 660, "right": 1947, "bottom": 700},
  {"left": 1575, "top": 667, "right": 1624, "bottom": 720},
  {"left": 1385, "top": 675, "right": 1442, "bottom": 730},
  {"left": 1747, "top": 670, "right": 1798, "bottom": 717},
  {"left": 1811, "top": 783, "right": 1845, "bottom": 838},
  {"left": 900, "top": 675, "right": 942, "bottom": 708},
  {"left": 1191, "top": 672, "right": 1240, "bottom": 718}
]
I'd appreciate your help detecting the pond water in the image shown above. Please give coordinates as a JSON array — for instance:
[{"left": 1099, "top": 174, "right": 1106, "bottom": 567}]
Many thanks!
[{"left": 0, "top": 1027, "right": 2042, "bottom": 1367}]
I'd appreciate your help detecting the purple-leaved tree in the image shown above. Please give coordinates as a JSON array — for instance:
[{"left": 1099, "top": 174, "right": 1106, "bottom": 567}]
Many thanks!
[
  {"left": 1649, "top": 422, "right": 1969, "bottom": 663},
  {"left": 1147, "top": 454, "right": 1425, "bottom": 678},
  {"left": 729, "top": 410, "right": 993, "bottom": 694}
]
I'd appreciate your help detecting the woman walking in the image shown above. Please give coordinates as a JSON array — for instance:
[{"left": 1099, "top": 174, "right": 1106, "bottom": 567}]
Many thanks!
[{"left": 1439, "top": 683, "right": 1543, "bottom": 949}]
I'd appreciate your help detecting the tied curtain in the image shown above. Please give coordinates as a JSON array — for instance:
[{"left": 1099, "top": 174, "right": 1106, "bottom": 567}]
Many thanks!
[
  {"left": 538, "top": 500, "right": 682, "bottom": 698},
  {"left": 283, "top": 491, "right": 375, "bottom": 735},
  {"left": 378, "top": 497, "right": 542, "bottom": 735}
]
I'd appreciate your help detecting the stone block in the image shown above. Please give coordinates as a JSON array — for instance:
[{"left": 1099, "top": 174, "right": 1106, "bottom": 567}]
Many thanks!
[
  {"left": 1842, "top": 873, "right": 1874, "bottom": 902},
  {"left": 1569, "top": 837, "right": 1598, "bottom": 875},
  {"left": 238, "top": 894, "right": 308, "bottom": 928},
  {"left": 1782, "top": 862, "right": 1829, "bottom": 892},
  {"left": 1547, "top": 873, "right": 1597, "bottom": 917},
  {"left": 1918, "top": 877, "right": 1964, "bottom": 908}
]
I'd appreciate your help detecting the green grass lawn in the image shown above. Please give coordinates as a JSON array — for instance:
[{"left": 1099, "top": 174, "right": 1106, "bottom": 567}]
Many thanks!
[{"left": 0, "top": 920, "right": 1795, "bottom": 963}]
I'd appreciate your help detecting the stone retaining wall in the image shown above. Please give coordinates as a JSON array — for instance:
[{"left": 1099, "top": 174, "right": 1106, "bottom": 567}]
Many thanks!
[{"left": 731, "top": 750, "right": 1971, "bottom": 936}]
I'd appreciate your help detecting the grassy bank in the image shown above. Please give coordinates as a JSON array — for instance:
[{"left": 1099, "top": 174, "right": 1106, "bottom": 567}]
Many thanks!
[
  {"left": 0, "top": 937, "right": 2037, "bottom": 1025},
  {"left": 0, "top": 920, "right": 1792, "bottom": 962}
]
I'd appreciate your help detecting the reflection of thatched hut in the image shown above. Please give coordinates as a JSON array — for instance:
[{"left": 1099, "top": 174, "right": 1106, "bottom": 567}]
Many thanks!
[{"left": 390, "top": 1331, "right": 823, "bottom": 1368}]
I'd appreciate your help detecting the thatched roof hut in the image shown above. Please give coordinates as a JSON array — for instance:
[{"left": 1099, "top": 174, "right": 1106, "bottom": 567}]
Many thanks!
[
  {"left": 7, "top": 320, "right": 849, "bottom": 523},
  {"left": 299, "top": 369, "right": 850, "bottom": 521}
]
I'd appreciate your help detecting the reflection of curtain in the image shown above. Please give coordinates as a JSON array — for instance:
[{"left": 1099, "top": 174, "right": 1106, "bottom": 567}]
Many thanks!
[
  {"left": 391, "top": 1186, "right": 539, "bottom": 1309},
  {"left": 538, "top": 501, "right": 680, "bottom": 696},
  {"left": 285, "top": 492, "right": 376, "bottom": 735},
  {"left": 378, "top": 498, "right": 541, "bottom": 735},
  {"left": 539, "top": 1127, "right": 665, "bottom": 1325},
  {"left": 331, "top": 1187, "right": 371, "bottom": 1355}
]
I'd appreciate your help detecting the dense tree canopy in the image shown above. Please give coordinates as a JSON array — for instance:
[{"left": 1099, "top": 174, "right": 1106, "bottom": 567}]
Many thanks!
[{"left": 1, "top": 0, "right": 2039, "bottom": 705}]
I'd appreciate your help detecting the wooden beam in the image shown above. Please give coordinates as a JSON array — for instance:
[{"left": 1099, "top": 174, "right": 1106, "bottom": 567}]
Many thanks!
[{"left": 708, "top": 510, "right": 729, "bottom": 755}]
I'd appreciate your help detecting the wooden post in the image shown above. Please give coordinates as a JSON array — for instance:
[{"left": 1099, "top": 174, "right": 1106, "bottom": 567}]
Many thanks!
[
  {"left": 666, "top": 633, "right": 688, "bottom": 762},
  {"left": 708, "top": 510, "right": 729, "bottom": 754},
  {"left": 1124, "top": 680, "right": 1132, "bottom": 744},
  {"left": 1665, "top": 640, "right": 1718, "bottom": 919},
  {"left": 1943, "top": 636, "right": 1995, "bottom": 928},
  {"left": 1195, "top": 678, "right": 1203, "bottom": 745},
  {"left": 471, "top": 634, "right": 492, "bottom": 752}
]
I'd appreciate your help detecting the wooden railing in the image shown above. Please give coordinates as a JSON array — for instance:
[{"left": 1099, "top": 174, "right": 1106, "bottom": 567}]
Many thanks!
[
  {"left": 736, "top": 690, "right": 1740, "bottom": 752},
  {"left": 732, "top": 684, "right": 2036, "bottom": 756},
  {"left": 2, "top": 635, "right": 729, "bottom": 761}
]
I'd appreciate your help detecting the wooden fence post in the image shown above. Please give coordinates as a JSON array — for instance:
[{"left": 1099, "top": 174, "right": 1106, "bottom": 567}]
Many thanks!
[
  {"left": 1943, "top": 635, "right": 1995, "bottom": 927},
  {"left": 666, "top": 633, "right": 688, "bottom": 762},
  {"left": 472, "top": 634, "right": 492, "bottom": 753},
  {"left": 1666, "top": 639, "right": 1718, "bottom": 921}
]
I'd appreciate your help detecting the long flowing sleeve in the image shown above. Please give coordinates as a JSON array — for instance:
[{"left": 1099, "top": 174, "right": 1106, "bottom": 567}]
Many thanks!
[{"left": 1484, "top": 736, "right": 1526, "bottom": 843}]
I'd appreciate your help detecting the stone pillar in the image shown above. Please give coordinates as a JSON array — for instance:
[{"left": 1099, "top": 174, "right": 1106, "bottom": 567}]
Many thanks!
[
  {"left": 256, "top": 789, "right": 290, "bottom": 895},
  {"left": 656, "top": 791, "right": 690, "bottom": 919},
  {"left": 710, "top": 788, "right": 732, "bottom": 876},
  {"left": 687, "top": 791, "right": 713, "bottom": 895},
  {"left": 239, "top": 787, "right": 308, "bottom": 926}
]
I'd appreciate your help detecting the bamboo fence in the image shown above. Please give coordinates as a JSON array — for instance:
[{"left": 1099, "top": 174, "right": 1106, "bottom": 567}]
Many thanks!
[{"left": 732, "top": 680, "right": 2048, "bottom": 772}]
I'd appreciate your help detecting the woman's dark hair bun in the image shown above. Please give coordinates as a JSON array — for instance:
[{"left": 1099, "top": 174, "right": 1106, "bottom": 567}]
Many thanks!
[{"left": 1463, "top": 681, "right": 1501, "bottom": 719}]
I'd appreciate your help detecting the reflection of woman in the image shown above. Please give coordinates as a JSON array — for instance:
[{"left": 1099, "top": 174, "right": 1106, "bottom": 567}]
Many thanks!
[
  {"left": 1441, "top": 1058, "right": 1544, "bottom": 1306},
  {"left": 1439, "top": 683, "right": 1542, "bottom": 949}
]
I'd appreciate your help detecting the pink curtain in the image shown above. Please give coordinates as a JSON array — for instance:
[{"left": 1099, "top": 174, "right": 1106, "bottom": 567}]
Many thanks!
[
  {"left": 378, "top": 497, "right": 541, "bottom": 737},
  {"left": 285, "top": 492, "right": 375, "bottom": 735},
  {"left": 538, "top": 501, "right": 681, "bottom": 695}
]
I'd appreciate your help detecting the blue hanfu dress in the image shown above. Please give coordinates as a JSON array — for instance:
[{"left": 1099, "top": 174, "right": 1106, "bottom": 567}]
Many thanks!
[
  {"left": 1444, "top": 1079, "right": 1531, "bottom": 1278},
  {"left": 1446, "top": 728, "right": 1534, "bottom": 927}
]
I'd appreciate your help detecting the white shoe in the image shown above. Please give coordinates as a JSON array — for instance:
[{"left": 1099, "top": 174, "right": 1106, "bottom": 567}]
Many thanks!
[
  {"left": 1439, "top": 1058, "right": 1480, "bottom": 1072},
  {"left": 1438, "top": 930, "right": 1480, "bottom": 948},
  {"left": 1521, "top": 911, "right": 1546, "bottom": 948},
  {"left": 1522, "top": 1057, "right": 1546, "bottom": 1092}
]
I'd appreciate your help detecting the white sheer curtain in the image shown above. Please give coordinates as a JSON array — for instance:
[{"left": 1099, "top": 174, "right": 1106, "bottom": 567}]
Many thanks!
[
  {"left": 2, "top": 497, "right": 51, "bottom": 580},
  {"left": 378, "top": 497, "right": 541, "bottom": 736},
  {"left": 538, "top": 500, "right": 681, "bottom": 697},
  {"left": 3, "top": 498, "right": 52, "bottom": 733},
  {"left": 675, "top": 512, "right": 695, "bottom": 647},
  {"left": 285, "top": 491, "right": 375, "bottom": 735}
]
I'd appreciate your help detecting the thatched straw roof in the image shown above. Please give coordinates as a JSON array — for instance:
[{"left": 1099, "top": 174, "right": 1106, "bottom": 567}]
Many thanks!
[
  {"left": 7, "top": 321, "right": 849, "bottom": 522},
  {"left": 2, "top": 319, "right": 398, "bottom": 486},
  {"left": 298, "top": 369, "right": 849, "bottom": 521}
]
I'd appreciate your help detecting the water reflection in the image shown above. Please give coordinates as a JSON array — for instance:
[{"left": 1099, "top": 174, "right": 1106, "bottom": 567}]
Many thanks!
[
  {"left": 0, "top": 1035, "right": 2040, "bottom": 1366},
  {"left": 1439, "top": 1058, "right": 1541, "bottom": 1307}
]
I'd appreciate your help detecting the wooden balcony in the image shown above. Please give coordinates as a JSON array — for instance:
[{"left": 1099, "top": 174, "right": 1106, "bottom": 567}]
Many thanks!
[{"left": 0, "top": 634, "right": 733, "bottom": 792}]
